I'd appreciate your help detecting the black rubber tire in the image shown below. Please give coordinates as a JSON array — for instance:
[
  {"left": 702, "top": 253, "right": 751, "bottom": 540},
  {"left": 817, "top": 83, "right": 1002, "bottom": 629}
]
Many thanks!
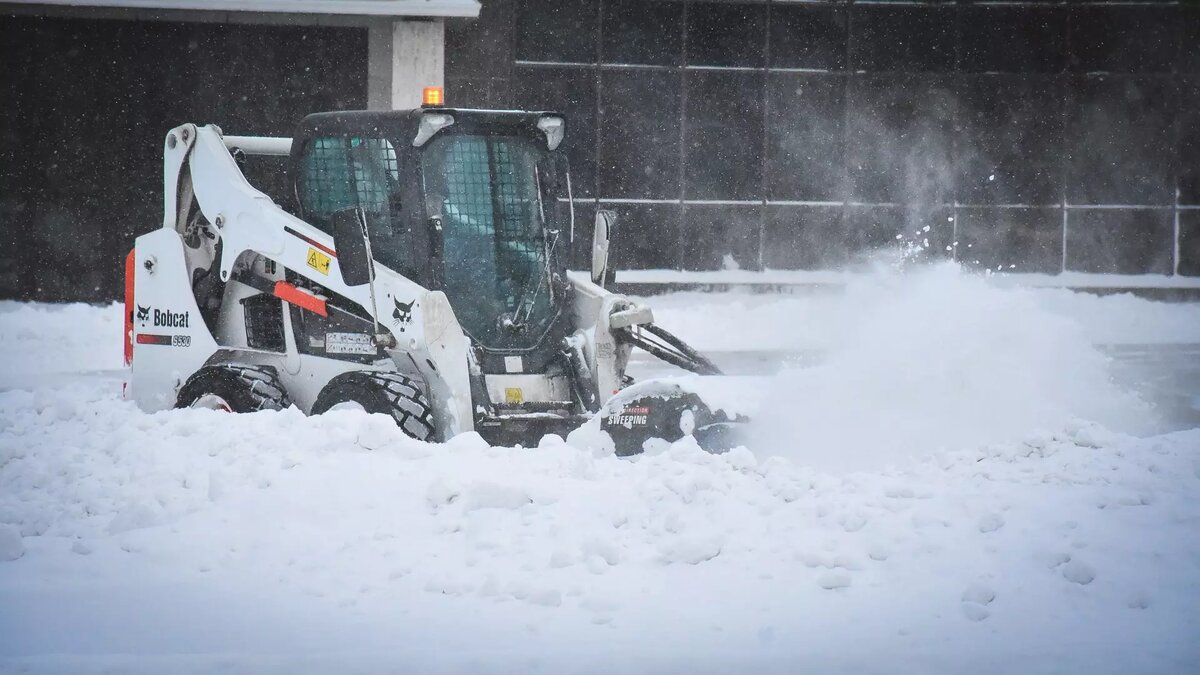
[
  {"left": 311, "top": 371, "right": 435, "bottom": 441},
  {"left": 176, "top": 364, "right": 291, "bottom": 412}
]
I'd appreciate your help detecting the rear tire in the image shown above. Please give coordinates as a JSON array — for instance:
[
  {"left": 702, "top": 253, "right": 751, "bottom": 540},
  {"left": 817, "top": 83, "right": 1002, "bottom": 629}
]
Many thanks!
[
  {"left": 311, "top": 372, "right": 434, "bottom": 441},
  {"left": 176, "top": 364, "right": 291, "bottom": 413}
]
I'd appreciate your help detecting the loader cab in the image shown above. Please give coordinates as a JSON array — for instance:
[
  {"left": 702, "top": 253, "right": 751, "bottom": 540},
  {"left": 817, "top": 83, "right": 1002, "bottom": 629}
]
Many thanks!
[{"left": 289, "top": 108, "right": 574, "bottom": 371}]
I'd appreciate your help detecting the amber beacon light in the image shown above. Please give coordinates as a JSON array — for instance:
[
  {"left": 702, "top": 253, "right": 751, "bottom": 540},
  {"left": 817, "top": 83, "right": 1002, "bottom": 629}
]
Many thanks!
[{"left": 422, "top": 86, "right": 444, "bottom": 107}]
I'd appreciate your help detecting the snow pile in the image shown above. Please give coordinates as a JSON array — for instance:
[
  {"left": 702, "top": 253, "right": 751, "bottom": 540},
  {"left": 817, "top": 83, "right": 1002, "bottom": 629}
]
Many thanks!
[
  {"left": 0, "top": 525, "right": 23, "bottom": 562},
  {"left": 1, "top": 270, "right": 1199, "bottom": 673},
  {"left": 1, "top": 388, "right": 1198, "bottom": 672},
  {"left": 1032, "top": 289, "right": 1200, "bottom": 344},
  {"left": 751, "top": 263, "right": 1155, "bottom": 472},
  {"left": 0, "top": 300, "right": 124, "bottom": 386}
]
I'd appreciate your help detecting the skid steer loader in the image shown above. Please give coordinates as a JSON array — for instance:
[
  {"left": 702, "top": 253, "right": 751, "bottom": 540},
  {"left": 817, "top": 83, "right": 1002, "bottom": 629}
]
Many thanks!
[{"left": 124, "top": 103, "right": 743, "bottom": 455}]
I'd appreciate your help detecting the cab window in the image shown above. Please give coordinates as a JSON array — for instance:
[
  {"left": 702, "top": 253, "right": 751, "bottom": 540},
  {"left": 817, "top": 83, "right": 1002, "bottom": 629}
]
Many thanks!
[{"left": 297, "top": 136, "right": 409, "bottom": 274}]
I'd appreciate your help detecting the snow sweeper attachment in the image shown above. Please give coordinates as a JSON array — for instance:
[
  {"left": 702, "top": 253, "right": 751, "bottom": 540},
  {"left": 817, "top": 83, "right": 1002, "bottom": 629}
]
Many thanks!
[
  {"left": 599, "top": 380, "right": 749, "bottom": 457},
  {"left": 596, "top": 324, "right": 748, "bottom": 455},
  {"left": 125, "top": 106, "right": 750, "bottom": 456}
]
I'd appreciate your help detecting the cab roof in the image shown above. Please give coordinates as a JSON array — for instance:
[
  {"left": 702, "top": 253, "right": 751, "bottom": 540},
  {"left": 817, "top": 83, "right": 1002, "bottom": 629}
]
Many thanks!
[{"left": 292, "top": 108, "right": 563, "bottom": 140}]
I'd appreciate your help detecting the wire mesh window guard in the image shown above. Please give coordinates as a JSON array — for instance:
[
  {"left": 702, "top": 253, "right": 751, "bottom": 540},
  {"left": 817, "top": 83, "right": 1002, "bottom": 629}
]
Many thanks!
[
  {"left": 426, "top": 135, "right": 556, "bottom": 349},
  {"left": 299, "top": 137, "right": 399, "bottom": 226},
  {"left": 439, "top": 135, "right": 546, "bottom": 278},
  {"left": 297, "top": 136, "right": 407, "bottom": 272}
]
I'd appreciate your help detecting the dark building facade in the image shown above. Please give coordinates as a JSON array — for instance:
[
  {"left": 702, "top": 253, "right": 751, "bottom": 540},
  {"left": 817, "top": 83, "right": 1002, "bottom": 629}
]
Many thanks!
[
  {"left": 445, "top": 0, "right": 1200, "bottom": 278},
  {"left": 1, "top": 0, "right": 1198, "bottom": 303},
  {"left": 0, "top": 14, "right": 369, "bottom": 301}
]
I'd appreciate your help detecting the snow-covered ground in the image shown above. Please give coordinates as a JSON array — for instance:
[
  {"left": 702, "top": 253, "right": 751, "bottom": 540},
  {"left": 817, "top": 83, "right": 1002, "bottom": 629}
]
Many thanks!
[{"left": 2, "top": 263, "right": 1199, "bottom": 673}]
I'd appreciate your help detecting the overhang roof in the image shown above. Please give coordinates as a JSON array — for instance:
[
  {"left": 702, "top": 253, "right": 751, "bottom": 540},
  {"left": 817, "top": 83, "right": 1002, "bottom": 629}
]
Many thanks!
[{"left": 4, "top": 0, "right": 480, "bottom": 18}]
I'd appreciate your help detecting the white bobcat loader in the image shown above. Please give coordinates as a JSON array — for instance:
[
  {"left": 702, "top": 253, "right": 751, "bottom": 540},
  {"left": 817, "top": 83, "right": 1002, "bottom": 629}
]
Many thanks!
[{"left": 125, "top": 105, "right": 743, "bottom": 455}]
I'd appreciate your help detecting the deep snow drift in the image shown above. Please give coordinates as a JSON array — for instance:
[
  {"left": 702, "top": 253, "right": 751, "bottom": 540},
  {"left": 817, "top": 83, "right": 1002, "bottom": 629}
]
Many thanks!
[{"left": 1, "top": 264, "right": 1198, "bottom": 674}]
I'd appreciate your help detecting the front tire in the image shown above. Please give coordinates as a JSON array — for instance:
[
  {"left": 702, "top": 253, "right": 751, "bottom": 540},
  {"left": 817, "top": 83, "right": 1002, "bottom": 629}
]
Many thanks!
[
  {"left": 176, "top": 364, "right": 291, "bottom": 413},
  {"left": 311, "top": 372, "right": 434, "bottom": 441}
]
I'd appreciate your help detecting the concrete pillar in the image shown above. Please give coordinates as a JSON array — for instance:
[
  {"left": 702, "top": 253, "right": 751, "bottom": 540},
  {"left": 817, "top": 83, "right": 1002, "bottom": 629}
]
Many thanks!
[
  {"left": 366, "top": 20, "right": 394, "bottom": 111},
  {"left": 367, "top": 18, "right": 444, "bottom": 111}
]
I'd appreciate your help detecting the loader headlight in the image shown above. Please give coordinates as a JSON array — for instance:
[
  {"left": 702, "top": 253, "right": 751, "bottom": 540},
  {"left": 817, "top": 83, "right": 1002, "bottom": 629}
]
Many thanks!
[
  {"left": 537, "top": 116, "right": 565, "bottom": 151},
  {"left": 413, "top": 113, "right": 455, "bottom": 147}
]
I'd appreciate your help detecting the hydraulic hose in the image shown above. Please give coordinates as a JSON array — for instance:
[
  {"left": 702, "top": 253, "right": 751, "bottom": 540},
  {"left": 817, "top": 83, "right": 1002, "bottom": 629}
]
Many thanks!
[{"left": 617, "top": 323, "right": 723, "bottom": 376}]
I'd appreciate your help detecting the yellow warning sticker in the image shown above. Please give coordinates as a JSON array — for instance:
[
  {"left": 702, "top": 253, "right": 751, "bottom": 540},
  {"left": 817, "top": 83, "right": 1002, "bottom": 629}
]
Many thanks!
[
  {"left": 505, "top": 387, "right": 524, "bottom": 404},
  {"left": 306, "top": 248, "right": 331, "bottom": 275}
]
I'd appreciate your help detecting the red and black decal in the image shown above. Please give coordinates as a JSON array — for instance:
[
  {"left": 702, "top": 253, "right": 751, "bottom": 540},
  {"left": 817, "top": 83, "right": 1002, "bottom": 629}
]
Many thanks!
[
  {"left": 285, "top": 226, "right": 336, "bottom": 257},
  {"left": 136, "top": 333, "right": 172, "bottom": 346},
  {"left": 274, "top": 281, "right": 328, "bottom": 317}
]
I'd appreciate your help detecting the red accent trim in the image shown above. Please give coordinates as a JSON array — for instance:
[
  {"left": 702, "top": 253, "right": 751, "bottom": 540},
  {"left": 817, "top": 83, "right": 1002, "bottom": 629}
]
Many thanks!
[
  {"left": 124, "top": 249, "right": 135, "bottom": 365},
  {"left": 273, "top": 281, "right": 328, "bottom": 317},
  {"left": 136, "top": 334, "right": 172, "bottom": 346},
  {"left": 285, "top": 226, "right": 336, "bottom": 257}
]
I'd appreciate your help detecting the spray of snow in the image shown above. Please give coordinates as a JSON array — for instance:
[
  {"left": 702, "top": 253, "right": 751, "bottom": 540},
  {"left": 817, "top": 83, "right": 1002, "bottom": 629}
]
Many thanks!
[
  {"left": 644, "top": 274, "right": 1200, "bottom": 352},
  {"left": 749, "top": 262, "right": 1155, "bottom": 473}
]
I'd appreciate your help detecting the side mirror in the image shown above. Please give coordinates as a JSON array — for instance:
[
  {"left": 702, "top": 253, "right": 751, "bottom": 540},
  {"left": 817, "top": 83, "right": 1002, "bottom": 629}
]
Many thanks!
[
  {"left": 332, "top": 207, "right": 374, "bottom": 286},
  {"left": 592, "top": 209, "right": 616, "bottom": 287}
]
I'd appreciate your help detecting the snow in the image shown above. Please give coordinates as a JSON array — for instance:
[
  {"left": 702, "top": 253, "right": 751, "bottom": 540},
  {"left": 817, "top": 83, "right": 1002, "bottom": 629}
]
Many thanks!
[
  {"left": 0, "top": 300, "right": 125, "bottom": 382},
  {"left": 644, "top": 270, "right": 1200, "bottom": 353},
  {"left": 1062, "top": 559, "right": 1098, "bottom": 586},
  {"left": 620, "top": 267, "right": 1200, "bottom": 290},
  {"left": 2, "top": 263, "right": 1199, "bottom": 673},
  {"left": 743, "top": 265, "right": 1159, "bottom": 473},
  {"left": 0, "top": 525, "right": 23, "bottom": 562}
]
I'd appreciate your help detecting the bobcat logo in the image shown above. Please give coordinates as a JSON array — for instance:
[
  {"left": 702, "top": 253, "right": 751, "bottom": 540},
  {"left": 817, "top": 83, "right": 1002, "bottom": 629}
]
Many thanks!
[
  {"left": 136, "top": 304, "right": 151, "bottom": 325},
  {"left": 392, "top": 298, "right": 414, "bottom": 328}
]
